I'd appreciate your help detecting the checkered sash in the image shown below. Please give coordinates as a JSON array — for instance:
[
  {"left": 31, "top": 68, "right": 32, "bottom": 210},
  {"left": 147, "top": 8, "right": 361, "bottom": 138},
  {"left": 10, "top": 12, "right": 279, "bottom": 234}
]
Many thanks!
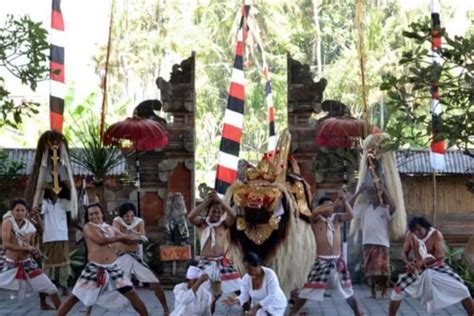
[
  {"left": 1, "top": 257, "right": 43, "bottom": 279},
  {"left": 198, "top": 256, "right": 241, "bottom": 281},
  {"left": 394, "top": 261, "right": 464, "bottom": 293},
  {"left": 303, "top": 257, "right": 352, "bottom": 289},
  {"left": 0, "top": 248, "right": 5, "bottom": 269},
  {"left": 117, "top": 251, "right": 148, "bottom": 268},
  {"left": 77, "top": 261, "right": 127, "bottom": 287}
]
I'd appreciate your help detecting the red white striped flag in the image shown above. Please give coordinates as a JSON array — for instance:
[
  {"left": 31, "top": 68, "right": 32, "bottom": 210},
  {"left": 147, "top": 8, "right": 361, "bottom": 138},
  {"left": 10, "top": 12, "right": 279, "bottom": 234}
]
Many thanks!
[
  {"left": 215, "top": 4, "right": 250, "bottom": 196},
  {"left": 430, "top": 0, "right": 445, "bottom": 170},
  {"left": 50, "top": 0, "right": 65, "bottom": 132},
  {"left": 263, "top": 67, "right": 277, "bottom": 153}
]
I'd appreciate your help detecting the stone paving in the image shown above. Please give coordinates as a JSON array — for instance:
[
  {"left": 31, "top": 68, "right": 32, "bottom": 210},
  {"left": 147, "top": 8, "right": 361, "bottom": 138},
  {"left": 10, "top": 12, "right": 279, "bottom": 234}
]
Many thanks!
[{"left": 0, "top": 285, "right": 468, "bottom": 315}]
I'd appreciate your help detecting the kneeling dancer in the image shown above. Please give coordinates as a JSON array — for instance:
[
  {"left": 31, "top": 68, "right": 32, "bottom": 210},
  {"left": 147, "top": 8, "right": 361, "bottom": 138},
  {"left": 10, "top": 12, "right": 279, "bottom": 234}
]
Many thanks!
[
  {"left": 171, "top": 265, "right": 212, "bottom": 315},
  {"left": 389, "top": 216, "right": 473, "bottom": 315}
]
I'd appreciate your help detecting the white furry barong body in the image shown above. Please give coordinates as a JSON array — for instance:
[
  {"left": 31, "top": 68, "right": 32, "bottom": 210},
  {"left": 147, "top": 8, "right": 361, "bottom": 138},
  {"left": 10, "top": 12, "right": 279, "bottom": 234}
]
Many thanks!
[{"left": 351, "top": 133, "right": 407, "bottom": 241}]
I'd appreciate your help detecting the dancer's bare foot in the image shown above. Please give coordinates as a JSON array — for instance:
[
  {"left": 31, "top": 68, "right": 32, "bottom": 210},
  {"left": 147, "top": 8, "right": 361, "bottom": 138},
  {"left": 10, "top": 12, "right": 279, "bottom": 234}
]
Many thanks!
[
  {"left": 84, "top": 306, "right": 93, "bottom": 316},
  {"left": 369, "top": 287, "right": 376, "bottom": 299},
  {"left": 40, "top": 303, "right": 54, "bottom": 310},
  {"left": 61, "top": 286, "right": 69, "bottom": 296}
]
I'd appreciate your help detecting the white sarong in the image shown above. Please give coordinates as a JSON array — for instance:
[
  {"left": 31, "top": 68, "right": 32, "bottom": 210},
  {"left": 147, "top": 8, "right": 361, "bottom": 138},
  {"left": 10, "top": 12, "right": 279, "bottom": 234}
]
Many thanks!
[
  {"left": 116, "top": 251, "right": 158, "bottom": 283},
  {"left": 0, "top": 257, "right": 57, "bottom": 299},
  {"left": 391, "top": 261, "right": 470, "bottom": 312},
  {"left": 72, "top": 260, "right": 132, "bottom": 308}
]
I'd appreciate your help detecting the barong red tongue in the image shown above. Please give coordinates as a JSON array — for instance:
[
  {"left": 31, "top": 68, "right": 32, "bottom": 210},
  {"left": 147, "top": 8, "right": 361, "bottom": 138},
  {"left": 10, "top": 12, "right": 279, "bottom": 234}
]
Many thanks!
[{"left": 15, "top": 263, "right": 27, "bottom": 280}]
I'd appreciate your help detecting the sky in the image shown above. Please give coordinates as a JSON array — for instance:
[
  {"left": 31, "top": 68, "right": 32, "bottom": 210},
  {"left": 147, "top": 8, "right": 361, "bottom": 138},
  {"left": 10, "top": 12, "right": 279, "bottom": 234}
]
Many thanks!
[
  {"left": 0, "top": 0, "right": 472, "bottom": 147},
  {"left": 0, "top": 0, "right": 112, "bottom": 146}
]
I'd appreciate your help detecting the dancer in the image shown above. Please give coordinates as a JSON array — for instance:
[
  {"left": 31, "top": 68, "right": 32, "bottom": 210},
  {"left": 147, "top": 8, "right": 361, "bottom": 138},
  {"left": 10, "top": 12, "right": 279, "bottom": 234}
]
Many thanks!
[
  {"left": 113, "top": 202, "right": 169, "bottom": 315},
  {"left": 290, "top": 193, "right": 364, "bottom": 316},
  {"left": 0, "top": 199, "right": 61, "bottom": 308},
  {"left": 188, "top": 190, "right": 241, "bottom": 311},
  {"left": 40, "top": 187, "right": 71, "bottom": 296},
  {"left": 223, "top": 252, "right": 287, "bottom": 316},
  {"left": 352, "top": 185, "right": 396, "bottom": 298},
  {"left": 56, "top": 203, "right": 148, "bottom": 316},
  {"left": 389, "top": 216, "right": 473, "bottom": 315},
  {"left": 171, "top": 265, "right": 212, "bottom": 316}
]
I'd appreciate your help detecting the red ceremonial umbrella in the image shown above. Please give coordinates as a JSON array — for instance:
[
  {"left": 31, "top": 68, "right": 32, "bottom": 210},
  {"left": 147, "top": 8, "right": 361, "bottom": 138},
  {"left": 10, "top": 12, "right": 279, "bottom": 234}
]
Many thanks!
[
  {"left": 104, "top": 116, "right": 168, "bottom": 216},
  {"left": 315, "top": 117, "right": 366, "bottom": 148}
]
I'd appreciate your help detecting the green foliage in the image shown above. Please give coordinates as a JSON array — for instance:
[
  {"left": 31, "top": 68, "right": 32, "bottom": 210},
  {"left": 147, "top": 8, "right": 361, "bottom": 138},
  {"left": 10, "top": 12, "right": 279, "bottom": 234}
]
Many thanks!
[
  {"left": 444, "top": 245, "right": 474, "bottom": 293},
  {"left": 91, "top": 1, "right": 472, "bottom": 187},
  {"left": 143, "top": 241, "right": 159, "bottom": 267},
  {"left": 0, "top": 150, "right": 25, "bottom": 181},
  {"left": 68, "top": 247, "right": 86, "bottom": 283},
  {"left": 0, "top": 14, "right": 49, "bottom": 128},
  {"left": 381, "top": 19, "right": 474, "bottom": 154},
  {"left": 67, "top": 96, "right": 125, "bottom": 184}
]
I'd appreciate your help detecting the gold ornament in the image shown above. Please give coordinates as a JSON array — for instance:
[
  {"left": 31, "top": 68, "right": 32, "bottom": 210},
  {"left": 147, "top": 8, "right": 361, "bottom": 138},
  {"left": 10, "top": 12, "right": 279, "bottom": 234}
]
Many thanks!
[
  {"left": 287, "top": 181, "right": 312, "bottom": 217},
  {"left": 242, "top": 216, "right": 281, "bottom": 245},
  {"left": 50, "top": 145, "right": 62, "bottom": 195},
  {"left": 232, "top": 183, "right": 281, "bottom": 212},
  {"left": 236, "top": 216, "right": 247, "bottom": 231}
]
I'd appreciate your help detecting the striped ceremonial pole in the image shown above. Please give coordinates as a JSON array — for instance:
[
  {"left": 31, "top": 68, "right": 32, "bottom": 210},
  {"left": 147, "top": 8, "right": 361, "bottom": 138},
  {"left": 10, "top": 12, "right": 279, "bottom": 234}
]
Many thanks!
[
  {"left": 430, "top": 0, "right": 445, "bottom": 170},
  {"left": 263, "top": 66, "right": 277, "bottom": 153},
  {"left": 50, "top": 0, "right": 65, "bottom": 132},
  {"left": 215, "top": 4, "right": 251, "bottom": 196},
  {"left": 245, "top": 10, "right": 277, "bottom": 155}
]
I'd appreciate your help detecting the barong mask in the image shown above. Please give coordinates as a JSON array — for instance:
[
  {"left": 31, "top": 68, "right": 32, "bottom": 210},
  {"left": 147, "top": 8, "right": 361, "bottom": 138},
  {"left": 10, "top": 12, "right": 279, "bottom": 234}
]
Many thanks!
[{"left": 226, "top": 130, "right": 312, "bottom": 257}]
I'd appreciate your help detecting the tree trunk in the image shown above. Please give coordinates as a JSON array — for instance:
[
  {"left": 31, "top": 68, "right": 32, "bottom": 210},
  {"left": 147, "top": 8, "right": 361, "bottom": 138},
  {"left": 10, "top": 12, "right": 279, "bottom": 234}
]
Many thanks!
[{"left": 312, "top": 0, "right": 323, "bottom": 79}]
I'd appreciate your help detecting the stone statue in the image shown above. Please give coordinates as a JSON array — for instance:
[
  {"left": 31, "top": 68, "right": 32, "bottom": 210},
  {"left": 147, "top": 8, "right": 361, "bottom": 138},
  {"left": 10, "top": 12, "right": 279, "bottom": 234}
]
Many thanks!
[
  {"left": 133, "top": 99, "right": 167, "bottom": 126},
  {"left": 164, "top": 193, "right": 189, "bottom": 245}
]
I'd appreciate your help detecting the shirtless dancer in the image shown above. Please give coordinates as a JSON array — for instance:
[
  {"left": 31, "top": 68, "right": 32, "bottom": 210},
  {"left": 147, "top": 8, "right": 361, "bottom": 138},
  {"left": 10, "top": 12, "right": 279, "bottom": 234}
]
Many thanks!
[
  {"left": 0, "top": 199, "right": 61, "bottom": 309},
  {"left": 113, "top": 202, "right": 169, "bottom": 314},
  {"left": 188, "top": 191, "right": 241, "bottom": 312},
  {"left": 389, "top": 216, "right": 473, "bottom": 315},
  {"left": 290, "top": 193, "right": 364, "bottom": 316},
  {"left": 56, "top": 203, "right": 148, "bottom": 316}
]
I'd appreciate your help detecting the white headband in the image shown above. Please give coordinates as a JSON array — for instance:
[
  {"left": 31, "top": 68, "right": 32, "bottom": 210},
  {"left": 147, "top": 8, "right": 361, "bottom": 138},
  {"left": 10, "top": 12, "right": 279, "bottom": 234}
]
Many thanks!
[{"left": 186, "top": 266, "right": 203, "bottom": 280}]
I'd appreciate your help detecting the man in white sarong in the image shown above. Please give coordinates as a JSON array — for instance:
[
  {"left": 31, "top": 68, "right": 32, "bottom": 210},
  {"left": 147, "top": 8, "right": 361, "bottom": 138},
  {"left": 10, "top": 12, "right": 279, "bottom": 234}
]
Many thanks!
[
  {"left": 290, "top": 194, "right": 364, "bottom": 316},
  {"left": 389, "top": 216, "right": 473, "bottom": 315},
  {"left": 188, "top": 191, "right": 241, "bottom": 311},
  {"left": 57, "top": 203, "right": 148, "bottom": 316},
  {"left": 171, "top": 265, "right": 212, "bottom": 316},
  {"left": 0, "top": 199, "right": 60, "bottom": 308},
  {"left": 113, "top": 202, "right": 169, "bottom": 314}
]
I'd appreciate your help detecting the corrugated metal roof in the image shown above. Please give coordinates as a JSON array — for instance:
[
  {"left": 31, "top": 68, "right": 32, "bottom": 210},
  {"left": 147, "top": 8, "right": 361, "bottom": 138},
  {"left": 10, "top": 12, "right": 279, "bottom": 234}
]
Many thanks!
[
  {"left": 2, "top": 148, "right": 126, "bottom": 176},
  {"left": 2, "top": 148, "right": 472, "bottom": 176},
  {"left": 396, "top": 150, "right": 474, "bottom": 174}
]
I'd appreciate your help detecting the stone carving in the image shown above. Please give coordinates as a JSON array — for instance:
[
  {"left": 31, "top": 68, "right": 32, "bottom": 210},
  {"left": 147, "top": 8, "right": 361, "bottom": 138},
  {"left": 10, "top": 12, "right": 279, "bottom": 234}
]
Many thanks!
[
  {"left": 164, "top": 192, "right": 189, "bottom": 245},
  {"left": 287, "top": 56, "right": 327, "bottom": 112},
  {"left": 133, "top": 99, "right": 167, "bottom": 125},
  {"left": 156, "top": 54, "right": 194, "bottom": 109}
]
